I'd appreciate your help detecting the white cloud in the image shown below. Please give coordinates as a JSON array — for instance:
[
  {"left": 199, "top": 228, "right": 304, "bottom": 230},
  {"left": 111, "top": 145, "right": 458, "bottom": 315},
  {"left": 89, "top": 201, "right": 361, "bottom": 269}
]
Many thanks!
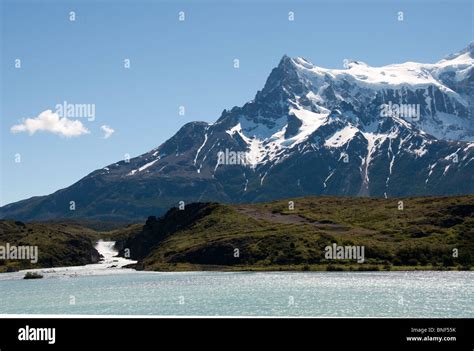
[
  {"left": 10, "top": 110, "right": 90, "bottom": 137},
  {"left": 101, "top": 125, "right": 115, "bottom": 139}
]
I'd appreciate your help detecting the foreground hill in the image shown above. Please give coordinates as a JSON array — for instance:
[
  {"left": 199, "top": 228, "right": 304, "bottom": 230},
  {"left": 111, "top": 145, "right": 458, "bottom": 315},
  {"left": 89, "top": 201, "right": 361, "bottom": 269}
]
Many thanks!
[
  {"left": 0, "top": 221, "right": 102, "bottom": 272},
  {"left": 117, "top": 195, "right": 474, "bottom": 271},
  {"left": 1, "top": 196, "right": 472, "bottom": 273}
]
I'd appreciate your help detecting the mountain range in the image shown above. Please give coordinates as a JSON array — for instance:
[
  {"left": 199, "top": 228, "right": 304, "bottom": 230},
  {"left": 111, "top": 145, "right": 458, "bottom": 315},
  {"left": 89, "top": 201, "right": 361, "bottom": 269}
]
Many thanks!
[{"left": 2, "top": 43, "right": 473, "bottom": 222}]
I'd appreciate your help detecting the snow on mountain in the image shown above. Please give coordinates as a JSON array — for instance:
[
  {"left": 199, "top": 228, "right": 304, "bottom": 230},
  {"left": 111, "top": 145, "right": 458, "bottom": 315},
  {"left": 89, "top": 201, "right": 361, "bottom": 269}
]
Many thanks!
[
  {"left": 211, "top": 44, "right": 473, "bottom": 181},
  {"left": 202, "top": 43, "right": 473, "bottom": 180},
  {"left": 1, "top": 44, "right": 473, "bottom": 221},
  {"left": 325, "top": 125, "right": 359, "bottom": 148}
]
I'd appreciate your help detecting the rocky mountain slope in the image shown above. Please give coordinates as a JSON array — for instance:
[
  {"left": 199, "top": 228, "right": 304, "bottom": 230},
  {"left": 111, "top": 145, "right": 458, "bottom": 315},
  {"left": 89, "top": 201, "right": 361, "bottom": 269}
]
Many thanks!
[{"left": 1, "top": 44, "right": 473, "bottom": 221}]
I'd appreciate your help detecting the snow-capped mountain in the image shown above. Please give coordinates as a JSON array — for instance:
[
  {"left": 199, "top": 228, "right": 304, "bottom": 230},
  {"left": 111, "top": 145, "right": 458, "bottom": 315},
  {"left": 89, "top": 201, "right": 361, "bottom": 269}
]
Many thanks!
[{"left": 2, "top": 44, "right": 473, "bottom": 221}]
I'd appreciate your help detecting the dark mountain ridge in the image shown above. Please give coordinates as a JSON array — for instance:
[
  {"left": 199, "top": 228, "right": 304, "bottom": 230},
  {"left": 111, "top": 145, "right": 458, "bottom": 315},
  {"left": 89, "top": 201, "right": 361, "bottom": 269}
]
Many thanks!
[{"left": 1, "top": 44, "right": 473, "bottom": 222}]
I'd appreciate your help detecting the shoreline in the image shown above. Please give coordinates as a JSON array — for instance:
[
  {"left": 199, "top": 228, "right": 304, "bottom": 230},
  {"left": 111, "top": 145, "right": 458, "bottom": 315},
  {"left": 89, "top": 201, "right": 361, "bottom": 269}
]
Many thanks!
[
  {"left": 0, "top": 240, "right": 137, "bottom": 281},
  {"left": 0, "top": 263, "right": 470, "bottom": 281},
  {"left": 0, "top": 239, "right": 470, "bottom": 280},
  {"left": 133, "top": 265, "right": 472, "bottom": 273}
]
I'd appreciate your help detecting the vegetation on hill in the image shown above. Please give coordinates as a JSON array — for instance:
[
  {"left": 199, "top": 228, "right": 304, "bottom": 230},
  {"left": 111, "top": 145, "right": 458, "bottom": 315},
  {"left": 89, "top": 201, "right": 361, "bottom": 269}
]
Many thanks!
[
  {"left": 0, "top": 221, "right": 102, "bottom": 272},
  {"left": 117, "top": 196, "right": 474, "bottom": 271},
  {"left": 1, "top": 196, "right": 472, "bottom": 273}
]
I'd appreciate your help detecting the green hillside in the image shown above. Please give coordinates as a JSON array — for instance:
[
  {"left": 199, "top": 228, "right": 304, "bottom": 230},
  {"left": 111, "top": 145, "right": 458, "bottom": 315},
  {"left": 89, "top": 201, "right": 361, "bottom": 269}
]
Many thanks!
[
  {"left": 1, "top": 196, "right": 472, "bottom": 273},
  {"left": 118, "top": 195, "right": 474, "bottom": 271},
  {"left": 0, "top": 221, "right": 102, "bottom": 272}
]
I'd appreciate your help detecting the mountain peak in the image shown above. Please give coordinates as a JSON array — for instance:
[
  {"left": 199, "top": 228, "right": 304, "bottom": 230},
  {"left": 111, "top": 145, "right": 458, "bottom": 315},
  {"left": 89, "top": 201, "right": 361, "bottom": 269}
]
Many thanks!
[
  {"left": 257, "top": 55, "right": 308, "bottom": 101},
  {"left": 276, "top": 54, "right": 298, "bottom": 71},
  {"left": 2, "top": 45, "right": 474, "bottom": 222},
  {"left": 278, "top": 55, "right": 315, "bottom": 69},
  {"left": 278, "top": 54, "right": 291, "bottom": 64}
]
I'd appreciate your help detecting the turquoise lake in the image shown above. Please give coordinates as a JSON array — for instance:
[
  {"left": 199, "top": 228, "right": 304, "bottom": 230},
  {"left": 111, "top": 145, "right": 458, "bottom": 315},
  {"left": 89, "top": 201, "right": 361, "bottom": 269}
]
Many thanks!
[{"left": 0, "top": 271, "right": 472, "bottom": 317}]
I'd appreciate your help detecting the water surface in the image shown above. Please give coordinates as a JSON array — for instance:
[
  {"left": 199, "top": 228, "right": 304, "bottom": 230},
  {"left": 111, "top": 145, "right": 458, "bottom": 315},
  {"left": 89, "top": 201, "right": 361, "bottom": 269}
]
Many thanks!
[{"left": 0, "top": 271, "right": 472, "bottom": 317}]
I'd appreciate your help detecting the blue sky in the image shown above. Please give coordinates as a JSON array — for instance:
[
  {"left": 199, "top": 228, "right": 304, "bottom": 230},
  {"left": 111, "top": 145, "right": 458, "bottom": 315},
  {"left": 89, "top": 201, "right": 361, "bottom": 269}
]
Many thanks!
[{"left": 1, "top": 0, "right": 472, "bottom": 206}]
